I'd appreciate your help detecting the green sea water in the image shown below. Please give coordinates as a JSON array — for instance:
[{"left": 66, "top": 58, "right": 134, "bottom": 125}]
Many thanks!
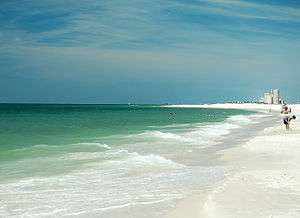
[
  {"left": 1, "top": 104, "right": 258, "bottom": 217},
  {"left": 0, "top": 104, "right": 251, "bottom": 160}
]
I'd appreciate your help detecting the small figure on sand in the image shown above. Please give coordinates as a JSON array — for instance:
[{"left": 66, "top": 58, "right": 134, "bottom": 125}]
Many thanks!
[
  {"left": 281, "top": 104, "right": 296, "bottom": 130},
  {"left": 281, "top": 105, "right": 291, "bottom": 114},
  {"left": 283, "top": 115, "right": 296, "bottom": 130}
]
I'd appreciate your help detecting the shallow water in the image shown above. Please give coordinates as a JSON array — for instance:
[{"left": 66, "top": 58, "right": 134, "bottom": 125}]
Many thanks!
[{"left": 0, "top": 104, "right": 271, "bottom": 217}]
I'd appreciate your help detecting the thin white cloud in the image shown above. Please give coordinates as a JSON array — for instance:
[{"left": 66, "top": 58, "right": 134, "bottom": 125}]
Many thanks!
[
  {"left": 1, "top": 0, "right": 299, "bottom": 51},
  {"left": 0, "top": 0, "right": 300, "bottom": 91}
]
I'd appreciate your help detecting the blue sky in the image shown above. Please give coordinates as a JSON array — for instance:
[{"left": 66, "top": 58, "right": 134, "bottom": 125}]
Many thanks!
[{"left": 0, "top": 0, "right": 300, "bottom": 103}]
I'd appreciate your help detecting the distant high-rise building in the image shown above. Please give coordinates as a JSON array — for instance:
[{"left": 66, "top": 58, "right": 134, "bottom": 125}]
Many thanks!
[
  {"left": 264, "top": 93, "right": 269, "bottom": 104},
  {"left": 265, "top": 93, "right": 273, "bottom": 104},
  {"left": 273, "top": 89, "right": 280, "bottom": 104},
  {"left": 262, "top": 89, "right": 281, "bottom": 105}
]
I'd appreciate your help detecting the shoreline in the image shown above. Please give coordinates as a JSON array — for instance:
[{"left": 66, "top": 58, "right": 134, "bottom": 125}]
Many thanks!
[
  {"left": 163, "top": 103, "right": 284, "bottom": 112},
  {"left": 164, "top": 103, "right": 300, "bottom": 218},
  {"left": 2, "top": 104, "right": 299, "bottom": 217}
]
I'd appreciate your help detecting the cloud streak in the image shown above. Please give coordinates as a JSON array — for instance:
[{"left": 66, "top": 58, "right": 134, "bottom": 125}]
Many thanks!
[
  {"left": 1, "top": 0, "right": 299, "bottom": 49},
  {"left": 0, "top": 0, "right": 300, "bottom": 103}
]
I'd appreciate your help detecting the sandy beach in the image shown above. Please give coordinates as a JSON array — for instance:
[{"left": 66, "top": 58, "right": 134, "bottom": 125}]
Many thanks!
[
  {"left": 165, "top": 103, "right": 300, "bottom": 218},
  {"left": 2, "top": 103, "right": 299, "bottom": 217},
  {"left": 2, "top": 0, "right": 299, "bottom": 216}
]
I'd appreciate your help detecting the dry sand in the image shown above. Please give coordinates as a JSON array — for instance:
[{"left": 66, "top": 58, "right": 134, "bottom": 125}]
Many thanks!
[{"left": 164, "top": 104, "right": 300, "bottom": 218}]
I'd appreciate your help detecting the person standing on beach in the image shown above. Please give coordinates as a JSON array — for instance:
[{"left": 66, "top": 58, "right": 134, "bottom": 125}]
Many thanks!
[
  {"left": 281, "top": 105, "right": 296, "bottom": 130},
  {"left": 283, "top": 115, "right": 296, "bottom": 130}
]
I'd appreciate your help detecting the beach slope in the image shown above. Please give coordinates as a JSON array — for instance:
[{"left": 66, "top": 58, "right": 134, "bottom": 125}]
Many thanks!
[{"left": 165, "top": 104, "right": 300, "bottom": 218}]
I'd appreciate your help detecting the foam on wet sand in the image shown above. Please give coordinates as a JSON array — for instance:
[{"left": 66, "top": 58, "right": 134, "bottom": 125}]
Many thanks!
[{"left": 165, "top": 103, "right": 300, "bottom": 218}]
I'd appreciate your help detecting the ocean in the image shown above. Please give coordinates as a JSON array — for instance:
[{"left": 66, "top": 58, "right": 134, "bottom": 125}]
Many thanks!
[{"left": 0, "top": 104, "right": 268, "bottom": 217}]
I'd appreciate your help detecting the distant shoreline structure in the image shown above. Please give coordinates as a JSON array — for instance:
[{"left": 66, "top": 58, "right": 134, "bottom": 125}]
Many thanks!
[
  {"left": 259, "top": 88, "right": 283, "bottom": 105},
  {"left": 223, "top": 88, "right": 284, "bottom": 105}
]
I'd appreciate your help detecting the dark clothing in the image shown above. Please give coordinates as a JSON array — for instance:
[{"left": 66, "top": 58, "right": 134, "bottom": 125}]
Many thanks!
[{"left": 283, "top": 116, "right": 289, "bottom": 125}]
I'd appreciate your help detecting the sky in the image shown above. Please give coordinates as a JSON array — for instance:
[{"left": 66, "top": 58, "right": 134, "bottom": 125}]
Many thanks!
[{"left": 0, "top": 0, "right": 300, "bottom": 104}]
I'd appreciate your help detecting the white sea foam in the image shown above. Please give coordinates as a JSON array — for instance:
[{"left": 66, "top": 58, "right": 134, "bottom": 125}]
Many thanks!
[
  {"left": 0, "top": 156, "right": 226, "bottom": 218},
  {"left": 72, "top": 142, "right": 111, "bottom": 150},
  {"left": 31, "top": 144, "right": 54, "bottom": 148},
  {"left": 124, "top": 152, "right": 182, "bottom": 168},
  {"left": 1, "top": 108, "right": 275, "bottom": 218},
  {"left": 226, "top": 113, "right": 272, "bottom": 126},
  {"left": 226, "top": 115, "right": 255, "bottom": 124},
  {"left": 137, "top": 130, "right": 193, "bottom": 142},
  {"left": 182, "top": 123, "right": 240, "bottom": 145},
  {"left": 128, "top": 121, "right": 240, "bottom": 148},
  {"left": 85, "top": 150, "right": 184, "bottom": 172},
  {"left": 148, "top": 123, "right": 193, "bottom": 129},
  {"left": 195, "top": 123, "right": 240, "bottom": 137},
  {"left": 9, "top": 142, "right": 111, "bottom": 155},
  {"left": 8, "top": 144, "right": 56, "bottom": 152},
  {"left": 121, "top": 113, "right": 269, "bottom": 153},
  {"left": 59, "top": 152, "right": 104, "bottom": 161}
]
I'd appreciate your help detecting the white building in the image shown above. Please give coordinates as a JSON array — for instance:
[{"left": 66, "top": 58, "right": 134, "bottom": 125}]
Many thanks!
[
  {"left": 265, "top": 93, "right": 273, "bottom": 104},
  {"left": 264, "top": 93, "right": 271, "bottom": 104},
  {"left": 262, "top": 89, "right": 280, "bottom": 104},
  {"left": 272, "top": 89, "right": 280, "bottom": 104}
]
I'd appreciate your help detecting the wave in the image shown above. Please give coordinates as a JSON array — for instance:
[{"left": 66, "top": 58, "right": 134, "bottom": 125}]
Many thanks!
[
  {"left": 226, "top": 115, "right": 255, "bottom": 124},
  {"left": 83, "top": 149, "right": 184, "bottom": 171},
  {"left": 0, "top": 147, "right": 183, "bottom": 187},
  {"left": 71, "top": 142, "right": 111, "bottom": 150},
  {"left": 226, "top": 113, "right": 271, "bottom": 125},
  {"left": 0, "top": 163, "right": 226, "bottom": 218},
  {"left": 122, "top": 112, "right": 271, "bottom": 150},
  {"left": 120, "top": 151, "right": 182, "bottom": 168},
  {"left": 0, "top": 142, "right": 112, "bottom": 167},
  {"left": 0, "top": 110, "right": 275, "bottom": 217},
  {"left": 184, "top": 123, "right": 239, "bottom": 142},
  {"left": 134, "top": 131, "right": 193, "bottom": 143},
  {"left": 7, "top": 113, "right": 263, "bottom": 163},
  {"left": 127, "top": 121, "right": 240, "bottom": 148},
  {"left": 147, "top": 123, "right": 194, "bottom": 129},
  {"left": 8, "top": 142, "right": 111, "bottom": 153}
]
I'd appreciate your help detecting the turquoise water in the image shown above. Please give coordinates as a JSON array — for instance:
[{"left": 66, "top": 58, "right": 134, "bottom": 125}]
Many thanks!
[
  {"left": 0, "top": 104, "right": 256, "bottom": 217},
  {"left": 0, "top": 104, "right": 250, "bottom": 160}
]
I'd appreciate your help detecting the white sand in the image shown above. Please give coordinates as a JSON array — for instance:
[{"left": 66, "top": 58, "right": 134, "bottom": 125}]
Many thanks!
[
  {"left": 164, "top": 103, "right": 300, "bottom": 218},
  {"left": 164, "top": 103, "right": 286, "bottom": 112}
]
